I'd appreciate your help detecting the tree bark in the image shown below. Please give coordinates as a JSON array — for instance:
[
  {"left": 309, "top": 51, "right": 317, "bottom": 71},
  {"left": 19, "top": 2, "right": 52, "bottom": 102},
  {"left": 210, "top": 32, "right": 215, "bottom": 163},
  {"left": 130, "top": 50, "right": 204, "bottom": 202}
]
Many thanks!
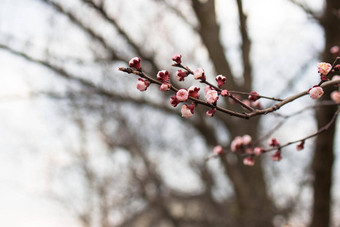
[{"left": 311, "top": 0, "right": 340, "bottom": 226}]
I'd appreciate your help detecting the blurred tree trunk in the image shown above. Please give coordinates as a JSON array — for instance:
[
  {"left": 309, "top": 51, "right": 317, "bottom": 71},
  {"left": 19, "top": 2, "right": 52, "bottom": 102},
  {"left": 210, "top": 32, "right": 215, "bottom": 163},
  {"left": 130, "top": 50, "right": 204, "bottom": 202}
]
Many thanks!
[{"left": 311, "top": 0, "right": 340, "bottom": 226}]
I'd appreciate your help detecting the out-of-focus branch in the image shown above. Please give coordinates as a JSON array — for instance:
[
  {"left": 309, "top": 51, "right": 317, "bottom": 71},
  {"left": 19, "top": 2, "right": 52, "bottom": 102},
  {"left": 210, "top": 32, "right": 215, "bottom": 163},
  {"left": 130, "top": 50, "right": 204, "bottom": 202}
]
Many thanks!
[
  {"left": 236, "top": 0, "right": 252, "bottom": 91},
  {"left": 82, "top": 0, "right": 159, "bottom": 71},
  {"left": 288, "top": 0, "right": 320, "bottom": 21},
  {"left": 39, "top": 0, "right": 124, "bottom": 62},
  {"left": 191, "top": 0, "right": 237, "bottom": 90},
  {"left": 0, "top": 43, "right": 178, "bottom": 116}
]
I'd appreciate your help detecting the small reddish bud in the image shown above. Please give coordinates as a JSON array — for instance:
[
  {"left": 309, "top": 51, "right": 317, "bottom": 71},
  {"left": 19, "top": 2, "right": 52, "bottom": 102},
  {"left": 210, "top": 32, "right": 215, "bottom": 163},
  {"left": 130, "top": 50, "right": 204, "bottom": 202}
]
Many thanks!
[
  {"left": 170, "top": 96, "right": 179, "bottom": 107},
  {"left": 188, "top": 86, "right": 200, "bottom": 99},
  {"left": 242, "top": 135, "right": 252, "bottom": 146},
  {"left": 296, "top": 140, "right": 305, "bottom": 151},
  {"left": 231, "top": 136, "right": 243, "bottom": 152},
  {"left": 330, "top": 91, "right": 340, "bottom": 104},
  {"left": 157, "top": 70, "right": 170, "bottom": 83},
  {"left": 248, "top": 91, "right": 259, "bottom": 101},
  {"left": 269, "top": 138, "right": 279, "bottom": 147},
  {"left": 253, "top": 147, "right": 264, "bottom": 156},
  {"left": 309, "top": 86, "right": 324, "bottom": 99},
  {"left": 213, "top": 145, "right": 224, "bottom": 155},
  {"left": 194, "top": 68, "right": 206, "bottom": 80},
  {"left": 129, "top": 57, "right": 141, "bottom": 70},
  {"left": 272, "top": 150, "right": 282, "bottom": 161},
  {"left": 176, "top": 70, "right": 189, "bottom": 81},
  {"left": 205, "top": 90, "right": 219, "bottom": 104},
  {"left": 181, "top": 103, "right": 195, "bottom": 118},
  {"left": 221, "top": 89, "right": 229, "bottom": 97},
  {"left": 215, "top": 75, "right": 226, "bottom": 87},
  {"left": 206, "top": 108, "right": 216, "bottom": 117},
  {"left": 160, "top": 83, "right": 171, "bottom": 91},
  {"left": 136, "top": 78, "right": 150, "bottom": 91},
  {"left": 334, "top": 65, "right": 340, "bottom": 71},
  {"left": 251, "top": 100, "right": 262, "bottom": 109},
  {"left": 176, "top": 89, "right": 189, "bottom": 102},
  {"left": 172, "top": 54, "right": 182, "bottom": 64},
  {"left": 317, "top": 62, "right": 332, "bottom": 75},
  {"left": 243, "top": 156, "right": 255, "bottom": 166},
  {"left": 330, "top": 46, "right": 339, "bottom": 56}
]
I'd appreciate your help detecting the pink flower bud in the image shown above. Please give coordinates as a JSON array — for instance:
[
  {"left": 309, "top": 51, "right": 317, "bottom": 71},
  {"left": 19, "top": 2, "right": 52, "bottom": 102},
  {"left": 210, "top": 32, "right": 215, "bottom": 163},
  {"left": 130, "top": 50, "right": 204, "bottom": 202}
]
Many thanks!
[
  {"left": 243, "top": 156, "right": 255, "bottom": 166},
  {"left": 269, "top": 138, "right": 279, "bottom": 147},
  {"left": 253, "top": 147, "right": 264, "bottom": 156},
  {"left": 188, "top": 86, "right": 200, "bottom": 99},
  {"left": 157, "top": 70, "right": 170, "bottom": 83},
  {"left": 248, "top": 91, "right": 259, "bottom": 101},
  {"left": 231, "top": 136, "right": 243, "bottom": 152},
  {"left": 215, "top": 75, "right": 226, "bottom": 87},
  {"left": 317, "top": 62, "right": 332, "bottom": 75},
  {"left": 181, "top": 104, "right": 195, "bottom": 118},
  {"left": 251, "top": 100, "right": 262, "bottom": 109},
  {"left": 221, "top": 89, "right": 229, "bottom": 97},
  {"left": 296, "top": 140, "right": 305, "bottom": 151},
  {"left": 330, "top": 46, "right": 339, "bottom": 55},
  {"left": 309, "top": 86, "right": 324, "bottom": 99},
  {"left": 176, "top": 89, "right": 189, "bottom": 102},
  {"left": 176, "top": 70, "right": 189, "bottom": 81},
  {"left": 129, "top": 57, "right": 141, "bottom": 70},
  {"left": 213, "top": 145, "right": 224, "bottom": 155},
  {"left": 205, "top": 90, "right": 219, "bottom": 104},
  {"left": 160, "top": 83, "right": 171, "bottom": 91},
  {"left": 330, "top": 91, "right": 340, "bottom": 104},
  {"left": 272, "top": 150, "right": 282, "bottom": 161},
  {"left": 172, "top": 54, "right": 182, "bottom": 64},
  {"left": 170, "top": 96, "right": 179, "bottom": 107},
  {"left": 206, "top": 108, "right": 216, "bottom": 117},
  {"left": 194, "top": 68, "right": 206, "bottom": 80},
  {"left": 136, "top": 78, "right": 150, "bottom": 91},
  {"left": 242, "top": 135, "right": 252, "bottom": 146},
  {"left": 335, "top": 65, "right": 340, "bottom": 71}
]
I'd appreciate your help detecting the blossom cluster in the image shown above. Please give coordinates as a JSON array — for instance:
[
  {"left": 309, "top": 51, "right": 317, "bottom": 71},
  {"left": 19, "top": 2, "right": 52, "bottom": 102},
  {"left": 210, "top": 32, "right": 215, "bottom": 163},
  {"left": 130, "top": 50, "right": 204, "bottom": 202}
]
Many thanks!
[{"left": 120, "top": 55, "right": 340, "bottom": 166}]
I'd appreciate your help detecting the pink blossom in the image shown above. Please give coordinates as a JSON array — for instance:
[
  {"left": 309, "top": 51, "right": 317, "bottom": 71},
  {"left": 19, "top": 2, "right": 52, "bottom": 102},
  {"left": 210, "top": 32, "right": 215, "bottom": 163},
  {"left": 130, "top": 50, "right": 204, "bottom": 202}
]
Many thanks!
[
  {"left": 272, "top": 150, "right": 282, "bottom": 161},
  {"left": 221, "top": 89, "right": 229, "bottom": 97},
  {"left": 181, "top": 104, "right": 195, "bottom": 118},
  {"left": 129, "top": 57, "right": 141, "bottom": 70},
  {"left": 231, "top": 136, "right": 243, "bottom": 152},
  {"left": 205, "top": 89, "right": 219, "bottom": 104},
  {"left": 136, "top": 78, "right": 150, "bottom": 91},
  {"left": 248, "top": 91, "right": 259, "bottom": 101},
  {"left": 242, "top": 135, "right": 252, "bottom": 146},
  {"left": 296, "top": 140, "right": 305, "bottom": 151},
  {"left": 215, "top": 75, "right": 226, "bottom": 87},
  {"left": 251, "top": 100, "right": 262, "bottom": 109},
  {"left": 157, "top": 70, "right": 170, "bottom": 83},
  {"left": 188, "top": 86, "right": 200, "bottom": 99},
  {"left": 330, "top": 46, "right": 339, "bottom": 55},
  {"left": 253, "top": 147, "right": 264, "bottom": 156},
  {"left": 243, "top": 156, "right": 255, "bottom": 166},
  {"left": 317, "top": 62, "right": 332, "bottom": 75},
  {"left": 330, "top": 91, "right": 340, "bottom": 104},
  {"left": 194, "top": 68, "right": 206, "bottom": 80},
  {"left": 176, "top": 70, "right": 189, "bottom": 81},
  {"left": 170, "top": 96, "right": 179, "bottom": 107},
  {"left": 176, "top": 89, "right": 189, "bottom": 102},
  {"left": 269, "top": 138, "right": 279, "bottom": 147},
  {"left": 204, "top": 86, "right": 212, "bottom": 94},
  {"left": 160, "top": 83, "right": 171, "bottom": 91},
  {"left": 213, "top": 145, "right": 224, "bottom": 155},
  {"left": 172, "top": 54, "right": 182, "bottom": 64},
  {"left": 309, "top": 86, "right": 324, "bottom": 99},
  {"left": 206, "top": 108, "right": 216, "bottom": 117}
]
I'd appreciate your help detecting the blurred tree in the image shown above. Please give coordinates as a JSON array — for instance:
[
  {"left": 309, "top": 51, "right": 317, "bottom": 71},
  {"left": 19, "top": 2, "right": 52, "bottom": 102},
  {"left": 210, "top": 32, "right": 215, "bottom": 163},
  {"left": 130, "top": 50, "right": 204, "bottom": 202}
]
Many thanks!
[{"left": 0, "top": 0, "right": 339, "bottom": 226}]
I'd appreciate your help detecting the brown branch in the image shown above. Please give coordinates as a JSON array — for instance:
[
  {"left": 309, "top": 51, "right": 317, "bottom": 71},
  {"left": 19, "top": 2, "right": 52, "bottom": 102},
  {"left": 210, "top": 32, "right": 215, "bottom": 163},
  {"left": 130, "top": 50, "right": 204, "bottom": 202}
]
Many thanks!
[{"left": 236, "top": 0, "right": 252, "bottom": 90}]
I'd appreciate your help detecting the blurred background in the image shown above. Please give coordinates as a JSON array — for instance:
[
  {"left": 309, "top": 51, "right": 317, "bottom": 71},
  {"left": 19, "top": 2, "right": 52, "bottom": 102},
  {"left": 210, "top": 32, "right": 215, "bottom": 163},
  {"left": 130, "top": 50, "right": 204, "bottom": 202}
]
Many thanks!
[{"left": 0, "top": 0, "right": 339, "bottom": 226}]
